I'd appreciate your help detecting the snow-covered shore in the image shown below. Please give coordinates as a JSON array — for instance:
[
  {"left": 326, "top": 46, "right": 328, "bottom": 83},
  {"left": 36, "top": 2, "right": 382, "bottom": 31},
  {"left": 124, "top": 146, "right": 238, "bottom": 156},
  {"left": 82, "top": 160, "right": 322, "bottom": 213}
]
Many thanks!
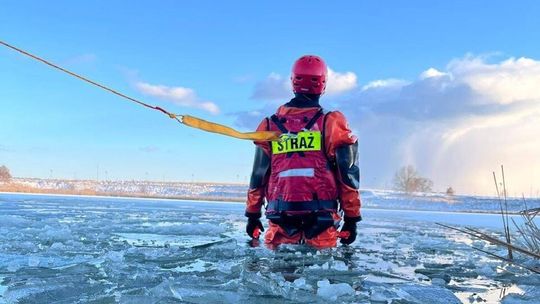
[{"left": 2, "top": 177, "right": 539, "bottom": 214}]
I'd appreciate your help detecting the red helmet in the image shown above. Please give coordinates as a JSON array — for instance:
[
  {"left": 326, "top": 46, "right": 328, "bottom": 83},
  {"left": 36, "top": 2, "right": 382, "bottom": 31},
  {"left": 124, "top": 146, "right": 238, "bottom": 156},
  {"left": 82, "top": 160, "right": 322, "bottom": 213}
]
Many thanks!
[{"left": 291, "top": 55, "right": 328, "bottom": 95}]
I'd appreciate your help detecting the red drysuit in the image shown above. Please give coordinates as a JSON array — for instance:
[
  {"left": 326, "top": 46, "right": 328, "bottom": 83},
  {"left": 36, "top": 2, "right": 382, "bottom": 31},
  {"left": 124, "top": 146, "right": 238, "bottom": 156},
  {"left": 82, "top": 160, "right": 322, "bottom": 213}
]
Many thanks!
[{"left": 245, "top": 104, "right": 361, "bottom": 248}]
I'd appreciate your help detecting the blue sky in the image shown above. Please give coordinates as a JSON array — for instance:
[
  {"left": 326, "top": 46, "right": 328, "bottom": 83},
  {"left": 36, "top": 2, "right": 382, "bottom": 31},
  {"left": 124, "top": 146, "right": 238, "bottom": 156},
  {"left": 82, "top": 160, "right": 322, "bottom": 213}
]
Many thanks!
[{"left": 1, "top": 1, "right": 540, "bottom": 195}]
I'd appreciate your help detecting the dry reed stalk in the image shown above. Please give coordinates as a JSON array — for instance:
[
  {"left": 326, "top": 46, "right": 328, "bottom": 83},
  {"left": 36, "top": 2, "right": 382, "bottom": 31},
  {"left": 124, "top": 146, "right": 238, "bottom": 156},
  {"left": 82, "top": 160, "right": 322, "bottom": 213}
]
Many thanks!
[{"left": 436, "top": 223, "right": 540, "bottom": 259}]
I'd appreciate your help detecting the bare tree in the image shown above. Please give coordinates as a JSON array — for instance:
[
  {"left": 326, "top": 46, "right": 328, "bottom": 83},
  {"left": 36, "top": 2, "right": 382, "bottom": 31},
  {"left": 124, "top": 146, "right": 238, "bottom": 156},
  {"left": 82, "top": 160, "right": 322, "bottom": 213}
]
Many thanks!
[
  {"left": 0, "top": 165, "right": 12, "bottom": 183},
  {"left": 392, "top": 165, "right": 433, "bottom": 193}
]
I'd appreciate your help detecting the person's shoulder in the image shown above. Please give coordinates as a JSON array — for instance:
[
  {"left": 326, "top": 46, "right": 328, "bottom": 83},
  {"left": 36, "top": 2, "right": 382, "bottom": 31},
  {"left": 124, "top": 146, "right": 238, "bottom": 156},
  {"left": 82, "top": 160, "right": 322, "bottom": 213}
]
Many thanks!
[
  {"left": 325, "top": 110, "right": 349, "bottom": 122},
  {"left": 324, "top": 110, "right": 355, "bottom": 138},
  {"left": 255, "top": 117, "right": 269, "bottom": 131}
]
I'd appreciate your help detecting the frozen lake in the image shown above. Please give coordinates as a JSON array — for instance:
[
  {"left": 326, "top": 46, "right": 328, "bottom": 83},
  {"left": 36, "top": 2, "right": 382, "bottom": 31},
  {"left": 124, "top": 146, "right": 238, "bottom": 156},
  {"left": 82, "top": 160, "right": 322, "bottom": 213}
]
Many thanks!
[{"left": 0, "top": 193, "right": 538, "bottom": 303}]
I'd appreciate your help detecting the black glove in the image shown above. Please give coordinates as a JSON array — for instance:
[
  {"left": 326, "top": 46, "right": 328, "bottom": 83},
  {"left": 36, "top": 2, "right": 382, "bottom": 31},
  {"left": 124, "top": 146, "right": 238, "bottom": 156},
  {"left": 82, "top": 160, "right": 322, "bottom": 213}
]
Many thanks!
[
  {"left": 340, "top": 217, "right": 359, "bottom": 245},
  {"left": 245, "top": 212, "right": 264, "bottom": 239}
]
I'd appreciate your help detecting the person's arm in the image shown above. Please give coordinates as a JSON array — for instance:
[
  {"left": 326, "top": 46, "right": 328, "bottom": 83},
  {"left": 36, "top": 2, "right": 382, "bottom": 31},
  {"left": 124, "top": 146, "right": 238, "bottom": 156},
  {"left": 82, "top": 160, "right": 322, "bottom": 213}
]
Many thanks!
[
  {"left": 245, "top": 146, "right": 270, "bottom": 217},
  {"left": 245, "top": 119, "right": 271, "bottom": 238},
  {"left": 324, "top": 111, "right": 362, "bottom": 221}
]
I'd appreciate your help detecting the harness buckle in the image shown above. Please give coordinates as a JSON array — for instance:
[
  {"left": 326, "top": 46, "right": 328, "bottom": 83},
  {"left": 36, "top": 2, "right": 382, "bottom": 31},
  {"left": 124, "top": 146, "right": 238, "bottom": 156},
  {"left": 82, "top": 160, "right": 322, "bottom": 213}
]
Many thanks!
[{"left": 279, "top": 132, "right": 297, "bottom": 142}]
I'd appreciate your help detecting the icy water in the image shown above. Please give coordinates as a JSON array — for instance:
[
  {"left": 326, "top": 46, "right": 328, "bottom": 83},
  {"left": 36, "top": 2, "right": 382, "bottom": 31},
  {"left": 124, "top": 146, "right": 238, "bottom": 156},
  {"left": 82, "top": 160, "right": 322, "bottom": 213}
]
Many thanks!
[{"left": 0, "top": 194, "right": 538, "bottom": 303}]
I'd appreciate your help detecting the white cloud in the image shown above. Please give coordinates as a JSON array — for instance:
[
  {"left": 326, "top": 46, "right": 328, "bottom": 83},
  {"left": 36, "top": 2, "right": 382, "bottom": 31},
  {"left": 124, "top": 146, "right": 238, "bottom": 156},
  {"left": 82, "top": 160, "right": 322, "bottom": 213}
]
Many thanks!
[
  {"left": 449, "top": 57, "right": 540, "bottom": 105},
  {"left": 362, "top": 79, "right": 410, "bottom": 91},
  {"left": 326, "top": 68, "right": 358, "bottom": 95},
  {"left": 344, "top": 55, "right": 540, "bottom": 195},
  {"left": 399, "top": 104, "right": 540, "bottom": 195},
  {"left": 251, "top": 73, "right": 290, "bottom": 100},
  {"left": 135, "top": 82, "right": 219, "bottom": 114},
  {"left": 251, "top": 68, "right": 358, "bottom": 100},
  {"left": 419, "top": 68, "right": 448, "bottom": 80}
]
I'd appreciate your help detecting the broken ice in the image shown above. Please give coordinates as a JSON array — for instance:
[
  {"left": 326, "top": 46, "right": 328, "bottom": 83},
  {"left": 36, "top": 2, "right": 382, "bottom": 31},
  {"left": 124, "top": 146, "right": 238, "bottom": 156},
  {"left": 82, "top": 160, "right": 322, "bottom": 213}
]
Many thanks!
[{"left": 0, "top": 193, "right": 538, "bottom": 303}]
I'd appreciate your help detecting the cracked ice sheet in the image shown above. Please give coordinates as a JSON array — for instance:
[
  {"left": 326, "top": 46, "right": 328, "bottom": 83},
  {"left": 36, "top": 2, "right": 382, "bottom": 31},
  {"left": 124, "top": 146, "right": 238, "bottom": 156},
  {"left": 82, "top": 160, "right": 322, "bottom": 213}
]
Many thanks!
[
  {"left": 0, "top": 276, "right": 6, "bottom": 304},
  {"left": 0, "top": 193, "right": 538, "bottom": 303}
]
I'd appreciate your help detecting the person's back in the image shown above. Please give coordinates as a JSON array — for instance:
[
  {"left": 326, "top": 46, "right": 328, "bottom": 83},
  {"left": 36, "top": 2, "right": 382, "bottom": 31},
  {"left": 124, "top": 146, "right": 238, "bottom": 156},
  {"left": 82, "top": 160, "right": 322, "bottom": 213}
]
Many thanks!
[{"left": 245, "top": 55, "right": 361, "bottom": 248}]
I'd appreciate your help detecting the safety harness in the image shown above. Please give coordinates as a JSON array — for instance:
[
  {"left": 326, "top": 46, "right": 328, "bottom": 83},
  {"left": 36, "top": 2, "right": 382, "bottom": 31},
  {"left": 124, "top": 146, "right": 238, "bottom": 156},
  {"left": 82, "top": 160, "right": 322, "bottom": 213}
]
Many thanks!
[
  {"left": 265, "top": 108, "right": 339, "bottom": 220},
  {"left": 269, "top": 108, "right": 324, "bottom": 158}
]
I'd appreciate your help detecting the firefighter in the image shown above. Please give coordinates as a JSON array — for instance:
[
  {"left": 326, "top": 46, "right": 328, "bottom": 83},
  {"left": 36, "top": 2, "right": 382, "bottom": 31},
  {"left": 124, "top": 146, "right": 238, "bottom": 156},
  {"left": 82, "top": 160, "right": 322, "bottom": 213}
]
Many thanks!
[{"left": 245, "top": 55, "right": 361, "bottom": 248}]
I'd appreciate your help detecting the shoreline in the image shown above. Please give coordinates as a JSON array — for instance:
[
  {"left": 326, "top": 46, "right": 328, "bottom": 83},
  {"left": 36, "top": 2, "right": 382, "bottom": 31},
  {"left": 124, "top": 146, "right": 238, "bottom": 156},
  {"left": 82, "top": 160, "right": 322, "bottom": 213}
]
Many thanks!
[
  {"left": 0, "top": 191, "right": 523, "bottom": 216},
  {"left": 3, "top": 177, "right": 515, "bottom": 199},
  {"left": 0, "top": 190, "right": 245, "bottom": 205}
]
